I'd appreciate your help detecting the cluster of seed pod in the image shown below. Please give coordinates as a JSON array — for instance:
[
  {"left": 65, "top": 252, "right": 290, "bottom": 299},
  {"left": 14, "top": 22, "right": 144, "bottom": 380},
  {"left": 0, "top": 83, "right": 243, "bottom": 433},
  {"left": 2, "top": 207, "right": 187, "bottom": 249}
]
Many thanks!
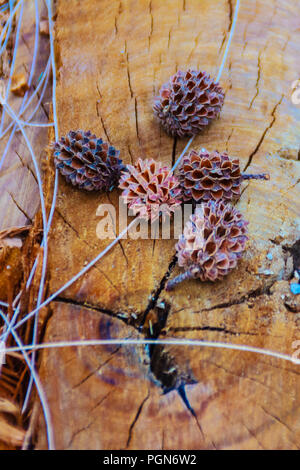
[{"left": 52, "top": 69, "right": 269, "bottom": 290}]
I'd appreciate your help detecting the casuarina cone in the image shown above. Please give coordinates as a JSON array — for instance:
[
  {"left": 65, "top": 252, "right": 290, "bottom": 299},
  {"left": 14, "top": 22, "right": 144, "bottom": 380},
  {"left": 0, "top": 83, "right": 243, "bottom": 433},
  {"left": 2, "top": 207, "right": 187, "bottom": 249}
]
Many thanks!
[
  {"left": 166, "top": 200, "right": 249, "bottom": 290},
  {"left": 179, "top": 148, "right": 269, "bottom": 203},
  {"left": 119, "top": 158, "right": 182, "bottom": 221},
  {"left": 154, "top": 70, "right": 224, "bottom": 138},
  {"left": 53, "top": 130, "right": 125, "bottom": 192}
]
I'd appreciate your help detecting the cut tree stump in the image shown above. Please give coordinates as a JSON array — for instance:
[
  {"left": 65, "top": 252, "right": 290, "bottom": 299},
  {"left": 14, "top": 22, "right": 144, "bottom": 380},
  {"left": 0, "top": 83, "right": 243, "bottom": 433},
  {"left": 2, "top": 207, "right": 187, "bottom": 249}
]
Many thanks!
[{"left": 35, "top": 0, "right": 300, "bottom": 449}]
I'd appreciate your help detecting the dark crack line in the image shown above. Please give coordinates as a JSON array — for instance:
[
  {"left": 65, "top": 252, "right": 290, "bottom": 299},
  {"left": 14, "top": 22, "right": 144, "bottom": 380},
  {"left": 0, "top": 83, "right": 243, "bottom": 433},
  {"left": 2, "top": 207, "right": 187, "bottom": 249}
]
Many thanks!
[
  {"left": 177, "top": 384, "right": 207, "bottom": 444},
  {"left": 161, "top": 429, "right": 165, "bottom": 450},
  {"left": 148, "top": 0, "right": 153, "bottom": 51},
  {"left": 258, "top": 359, "right": 300, "bottom": 378},
  {"left": 125, "top": 41, "right": 133, "bottom": 99},
  {"left": 178, "top": 384, "right": 215, "bottom": 447},
  {"left": 260, "top": 406, "right": 300, "bottom": 450},
  {"left": 167, "top": 27, "right": 173, "bottom": 49},
  {"left": 218, "top": 30, "right": 227, "bottom": 55},
  {"left": 188, "top": 31, "right": 202, "bottom": 61},
  {"left": 96, "top": 82, "right": 111, "bottom": 144},
  {"left": 56, "top": 209, "right": 83, "bottom": 240},
  {"left": 171, "top": 138, "right": 177, "bottom": 167},
  {"left": 90, "top": 390, "right": 112, "bottom": 412},
  {"left": 206, "top": 359, "right": 282, "bottom": 396},
  {"left": 244, "top": 95, "right": 284, "bottom": 171},
  {"left": 66, "top": 418, "right": 97, "bottom": 449},
  {"left": 127, "top": 62, "right": 133, "bottom": 97},
  {"left": 15, "top": 151, "right": 38, "bottom": 185},
  {"left": 140, "top": 255, "right": 177, "bottom": 329},
  {"left": 225, "top": 128, "right": 234, "bottom": 151},
  {"left": 8, "top": 192, "right": 33, "bottom": 223},
  {"left": 242, "top": 422, "right": 265, "bottom": 449},
  {"left": 201, "top": 281, "right": 276, "bottom": 312},
  {"left": 168, "top": 325, "right": 257, "bottom": 337},
  {"left": 96, "top": 82, "right": 102, "bottom": 98},
  {"left": 114, "top": 1, "right": 123, "bottom": 36},
  {"left": 100, "top": 115, "right": 111, "bottom": 145},
  {"left": 55, "top": 296, "right": 132, "bottom": 326},
  {"left": 239, "top": 182, "right": 250, "bottom": 199},
  {"left": 248, "top": 48, "right": 262, "bottom": 110},
  {"left": 73, "top": 347, "right": 122, "bottom": 389},
  {"left": 127, "top": 143, "right": 134, "bottom": 164},
  {"left": 56, "top": 209, "right": 119, "bottom": 291},
  {"left": 134, "top": 97, "right": 140, "bottom": 143},
  {"left": 227, "top": 0, "right": 233, "bottom": 33},
  {"left": 126, "top": 390, "right": 150, "bottom": 448},
  {"left": 106, "top": 193, "right": 129, "bottom": 266}
]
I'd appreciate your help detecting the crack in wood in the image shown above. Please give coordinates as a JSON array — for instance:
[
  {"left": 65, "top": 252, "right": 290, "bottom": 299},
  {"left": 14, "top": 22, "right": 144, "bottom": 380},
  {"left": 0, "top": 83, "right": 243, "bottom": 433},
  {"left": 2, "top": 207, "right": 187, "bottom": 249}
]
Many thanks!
[
  {"left": 248, "top": 48, "right": 263, "bottom": 110},
  {"left": 127, "top": 143, "right": 134, "bottom": 164},
  {"left": 56, "top": 209, "right": 120, "bottom": 291},
  {"left": 125, "top": 41, "right": 134, "bottom": 99},
  {"left": 243, "top": 94, "right": 284, "bottom": 171},
  {"left": 167, "top": 27, "right": 172, "bottom": 50},
  {"left": 227, "top": 0, "right": 233, "bottom": 33},
  {"left": 206, "top": 359, "right": 283, "bottom": 397},
  {"left": 242, "top": 422, "right": 265, "bottom": 449},
  {"left": 171, "top": 138, "right": 177, "bottom": 167},
  {"left": 188, "top": 30, "right": 202, "bottom": 61},
  {"left": 90, "top": 390, "right": 113, "bottom": 413},
  {"left": 73, "top": 347, "right": 122, "bottom": 389},
  {"left": 200, "top": 281, "right": 277, "bottom": 312},
  {"left": 226, "top": 128, "right": 234, "bottom": 151},
  {"left": 99, "top": 115, "right": 111, "bottom": 145},
  {"left": 8, "top": 192, "right": 33, "bottom": 223},
  {"left": 66, "top": 418, "right": 96, "bottom": 449},
  {"left": 148, "top": 0, "right": 153, "bottom": 51},
  {"left": 95, "top": 83, "right": 111, "bottom": 144},
  {"left": 55, "top": 296, "right": 131, "bottom": 325},
  {"left": 260, "top": 405, "right": 300, "bottom": 450},
  {"left": 218, "top": 30, "right": 227, "bottom": 56},
  {"left": 134, "top": 97, "right": 140, "bottom": 143},
  {"left": 140, "top": 255, "right": 177, "bottom": 328},
  {"left": 126, "top": 389, "right": 150, "bottom": 448},
  {"left": 106, "top": 193, "right": 129, "bottom": 266},
  {"left": 15, "top": 151, "right": 38, "bottom": 185},
  {"left": 168, "top": 325, "right": 257, "bottom": 337}
]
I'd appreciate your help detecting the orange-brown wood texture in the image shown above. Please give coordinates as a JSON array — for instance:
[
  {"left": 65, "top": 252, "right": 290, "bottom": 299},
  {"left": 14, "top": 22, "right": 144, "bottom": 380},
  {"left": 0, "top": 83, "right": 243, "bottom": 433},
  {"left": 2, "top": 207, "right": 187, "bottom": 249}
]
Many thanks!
[{"left": 34, "top": 0, "right": 300, "bottom": 449}]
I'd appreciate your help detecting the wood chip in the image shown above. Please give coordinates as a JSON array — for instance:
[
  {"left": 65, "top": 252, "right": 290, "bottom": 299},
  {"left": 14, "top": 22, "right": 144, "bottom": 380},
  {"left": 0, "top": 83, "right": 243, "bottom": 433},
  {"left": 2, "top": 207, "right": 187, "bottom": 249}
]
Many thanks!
[
  {"left": 10, "top": 73, "right": 29, "bottom": 97},
  {"left": 39, "top": 19, "right": 49, "bottom": 36}
]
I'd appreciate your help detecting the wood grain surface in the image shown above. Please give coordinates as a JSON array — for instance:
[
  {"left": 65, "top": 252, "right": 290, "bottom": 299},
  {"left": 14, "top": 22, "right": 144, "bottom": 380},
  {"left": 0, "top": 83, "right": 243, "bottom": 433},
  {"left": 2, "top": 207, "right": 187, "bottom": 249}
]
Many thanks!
[{"left": 33, "top": 0, "right": 300, "bottom": 449}]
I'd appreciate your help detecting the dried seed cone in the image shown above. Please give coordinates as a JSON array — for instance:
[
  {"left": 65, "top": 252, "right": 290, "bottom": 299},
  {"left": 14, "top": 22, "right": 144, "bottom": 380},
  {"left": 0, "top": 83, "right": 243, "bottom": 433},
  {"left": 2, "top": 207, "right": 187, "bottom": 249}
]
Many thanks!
[
  {"left": 179, "top": 149, "right": 269, "bottom": 203},
  {"left": 179, "top": 149, "right": 242, "bottom": 202},
  {"left": 119, "top": 158, "right": 182, "bottom": 221},
  {"left": 53, "top": 130, "right": 125, "bottom": 191},
  {"left": 153, "top": 70, "right": 224, "bottom": 138},
  {"left": 166, "top": 201, "right": 249, "bottom": 290}
]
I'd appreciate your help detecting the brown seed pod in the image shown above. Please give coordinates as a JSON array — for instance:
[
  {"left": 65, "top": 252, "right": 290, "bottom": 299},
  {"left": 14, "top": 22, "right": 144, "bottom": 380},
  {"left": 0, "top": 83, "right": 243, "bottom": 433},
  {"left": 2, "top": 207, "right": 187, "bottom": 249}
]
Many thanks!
[
  {"left": 119, "top": 158, "right": 182, "bottom": 221},
  {"left": 53, "top": 130, "right": 125, "bottom": 192},
  {"left": 153, "top": 69, "right": 225, "bottom": 138},
  {"left": 166, "top": 200, "right": 249, "bottom": 290},
  {"left": 179, "top": 148, "right": 269, "bottom": 203}
]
